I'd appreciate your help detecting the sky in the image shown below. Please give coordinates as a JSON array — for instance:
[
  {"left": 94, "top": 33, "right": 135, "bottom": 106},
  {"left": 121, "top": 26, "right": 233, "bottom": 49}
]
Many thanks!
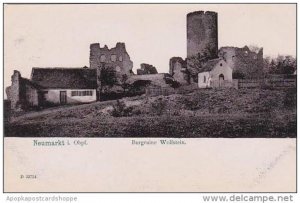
[{"left": 4, "top": 4, "right": 296, "bottom": 91}]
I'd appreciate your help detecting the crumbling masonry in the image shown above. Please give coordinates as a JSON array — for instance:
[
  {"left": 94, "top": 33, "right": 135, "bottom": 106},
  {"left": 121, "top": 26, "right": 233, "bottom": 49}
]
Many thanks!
[{"left": 89, "top": 42, "right": 133, "bottom": 76}]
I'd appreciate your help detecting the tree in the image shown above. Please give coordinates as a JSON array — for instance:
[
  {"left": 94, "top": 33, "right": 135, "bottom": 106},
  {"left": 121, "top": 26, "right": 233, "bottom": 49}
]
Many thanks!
[
  {"left": 265, "top": 55, "right": 296, "bottom": 75},
  {"left": 269, "top": 59, "right": 278, "bottom": 74},
  {"left": 282, "top": 56, "right": 296, "bottom": 74},
  {"left": 263, "top": 56, "right": 271, "bottom": 74},
  {"left": 120, "top": 74, "right": 129, "bottom": 93},
  {"left": 99, "top": 63, "right": 117, "bottom": 93},
  {"left": 187, "top": 48, "right": 215, "bottom": 82}
]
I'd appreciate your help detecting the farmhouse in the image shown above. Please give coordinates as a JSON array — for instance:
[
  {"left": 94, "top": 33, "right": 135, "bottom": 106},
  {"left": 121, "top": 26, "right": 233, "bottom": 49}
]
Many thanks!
[
  {"left": 31, "top": 67, "right": 97, "bottom": 105},
  {"left": 6, "top": 68, "right": 97, "bottom": 110},
  {"left": 198, "top": 58, "right": 233, "bottom": 88}
]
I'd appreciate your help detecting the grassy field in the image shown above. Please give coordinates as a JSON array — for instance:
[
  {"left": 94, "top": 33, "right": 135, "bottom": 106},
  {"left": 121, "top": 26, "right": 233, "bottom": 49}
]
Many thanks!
[{"left": 5, "top": 88, "right": 296, "bottom": 138}]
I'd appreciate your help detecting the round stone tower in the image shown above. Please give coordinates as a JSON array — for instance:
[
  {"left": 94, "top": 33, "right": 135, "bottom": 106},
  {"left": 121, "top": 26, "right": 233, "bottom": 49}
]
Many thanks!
[{"left": 187, "top": 11, "right": 218, "bottom": 59}]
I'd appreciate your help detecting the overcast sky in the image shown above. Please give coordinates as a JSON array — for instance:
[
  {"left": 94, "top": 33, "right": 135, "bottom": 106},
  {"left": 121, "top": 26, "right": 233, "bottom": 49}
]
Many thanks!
[{"left": 4, "top": 4, "right": 296, "bottom": 91}]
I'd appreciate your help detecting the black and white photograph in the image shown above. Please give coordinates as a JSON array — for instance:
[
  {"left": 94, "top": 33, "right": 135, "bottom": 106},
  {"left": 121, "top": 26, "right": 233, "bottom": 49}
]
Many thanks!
[{"left": 3, "top": 3, "right": 297, "bottom": 193}]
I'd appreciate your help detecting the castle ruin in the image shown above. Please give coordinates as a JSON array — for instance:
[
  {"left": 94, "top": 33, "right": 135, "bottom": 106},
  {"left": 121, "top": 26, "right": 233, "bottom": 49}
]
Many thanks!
[
  {"left": 187, "top": 11, "right": 218, "bottom": 59},
  {"left": 169, "top": 57, "right": 189, "bottom": 85},
  {"left": 137, "top": 63, "right": 158, "bottom": 75},
  {"left": 6, "top": 10, "right": 266, "bottom": 111},
  {"left": 171, "top": 10, "right": 264, "bottom": 84},
  {"left": 89, "top": 42, "right": 134, "bottom": 77},
  {"left": 219, "top": 46, "right": 264, "bottom": 79}
]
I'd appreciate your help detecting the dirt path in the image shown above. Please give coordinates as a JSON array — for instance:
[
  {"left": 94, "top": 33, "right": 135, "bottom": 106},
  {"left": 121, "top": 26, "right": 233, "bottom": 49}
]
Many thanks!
[
  {"left": 10, "top": 100, "right": 114, "bottom": 123},
  {"left": 10, "top": 95, "right": 146, "bottom": 123}
]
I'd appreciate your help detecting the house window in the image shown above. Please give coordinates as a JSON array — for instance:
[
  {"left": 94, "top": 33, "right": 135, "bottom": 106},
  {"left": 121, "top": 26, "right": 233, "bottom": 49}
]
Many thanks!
[
  {"left": 220, "top": 63, "right": 223, "bottom": 66},
  {"left": 119, "top": 56, "right": 123, "bottom": 61},
  {"left": 71, "top": 90, "right": 93, "bottom": 97},
  {"left": 100, "top": 55, "right": 106, "bottom": 62},
  {"left": 244, "top": 51, "right": 248, "bottom": 56},
  {"left": 203, "top": 76, "right": 206, "bottom": 83},
  {"left": 116, "top": 66, "right": 121, "bottom": 72},
  {"left": 111, "top": 55, "right": 117, "bottom": 62}
]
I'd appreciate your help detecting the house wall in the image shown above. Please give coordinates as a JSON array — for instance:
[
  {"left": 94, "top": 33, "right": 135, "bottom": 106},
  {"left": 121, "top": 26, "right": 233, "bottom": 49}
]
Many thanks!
[
  {"left": 25, "top": 85, "right": 39, "bottom": 106},
  {"left": 44, "top": 89, "right": 97, "bottom": 104},
  {"left": 198, "top": 72, "right": 210, "bottom": 88},
  {"left": 210, "top": 62, "right": 233, "bottom": 84},
  {"left": 198, "top": 60, "right": 233, "bottom": 88}
]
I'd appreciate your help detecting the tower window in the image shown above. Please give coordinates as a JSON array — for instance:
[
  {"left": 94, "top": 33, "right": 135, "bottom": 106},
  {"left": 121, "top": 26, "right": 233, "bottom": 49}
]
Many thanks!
[
  {"left": 100, "top": 55, "right": 106, "bottom": 62},
  {"left": 111, "top": 55, "right": 117, "bottom": 62}
]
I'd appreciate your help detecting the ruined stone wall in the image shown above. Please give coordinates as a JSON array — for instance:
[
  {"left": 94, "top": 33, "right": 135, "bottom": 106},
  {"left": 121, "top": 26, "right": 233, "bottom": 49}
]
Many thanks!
[
  {"left": 89, "top": 42, "right": 133, "bottom": 78},
  {"left": 187, "top": 11, "right": 218, "bottom": 59},
  {"left": 128, "top": 74, "right": 170, "bottom": 88},
  {"left": 7, "top": 71, "right": 22, "bottom": 110},
  {"left": 219, "top": 46, "right": 264, "bottom": 79},
  {"left": 169, "top": 57, "right": 189, "bottom": 85},
  {"left": 4, "top": 100, "right": 11, "bottom": 123},
  {"left": 25, "top": 84, "right": 39, "bottom": 106},
  {"left": 137, "top": 63, "right": 158, "bottom": 75},
  {"left": 6, "top": 70, "right": 40, "bottom": 110}
]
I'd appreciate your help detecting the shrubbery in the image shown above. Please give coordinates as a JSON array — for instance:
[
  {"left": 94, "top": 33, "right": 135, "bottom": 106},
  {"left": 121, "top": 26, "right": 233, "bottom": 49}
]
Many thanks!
[
  {"left": 284, "top": 88, "right": 297, "bottom": 109},
  {"left": 151, "top": 98, "right": 167, "bottom": 115},
  {"left": 111, "top": 100, "right": 133, "bottom": 117}
]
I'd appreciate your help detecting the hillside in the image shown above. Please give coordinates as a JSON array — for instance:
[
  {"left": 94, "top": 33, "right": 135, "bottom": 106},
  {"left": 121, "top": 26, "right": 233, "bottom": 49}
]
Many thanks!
[{"left": 5, "top": 88, "right": 296, "bottom": 138}]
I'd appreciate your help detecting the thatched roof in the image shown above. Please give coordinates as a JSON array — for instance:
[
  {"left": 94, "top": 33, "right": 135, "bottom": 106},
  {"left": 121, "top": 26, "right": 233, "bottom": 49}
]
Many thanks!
[
  {"left": 31, "top": 67, "right": 97, "bottom": 89},
  {"left": 21, "top": 78, "right": 43, "bottom": 89}
]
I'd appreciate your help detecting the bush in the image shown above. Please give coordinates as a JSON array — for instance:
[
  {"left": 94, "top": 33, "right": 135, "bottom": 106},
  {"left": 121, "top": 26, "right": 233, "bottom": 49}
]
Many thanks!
[
  {"left": 284, "top": 88, "right": 297, "bottom": 109},
  {"left": 151, "top": 98, "right": 167, "bottom": 115},
  {"left": 111, "top": 100, "right": 133, "bottom": 117},
  {"left": 233, "top": 71, "right": 245, "bottom": 79},
  {"left": 170, "top": 80, "right": 181, "bottom": 88},
  {"left": 184, "top": 98, "right": 200, "bottom": 111}
]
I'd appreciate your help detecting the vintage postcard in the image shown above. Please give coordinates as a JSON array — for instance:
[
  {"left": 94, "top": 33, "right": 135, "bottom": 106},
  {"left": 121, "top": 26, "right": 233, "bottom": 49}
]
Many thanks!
[{"left": 3, "top": 4, "right": 296, "bottom": 192}]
